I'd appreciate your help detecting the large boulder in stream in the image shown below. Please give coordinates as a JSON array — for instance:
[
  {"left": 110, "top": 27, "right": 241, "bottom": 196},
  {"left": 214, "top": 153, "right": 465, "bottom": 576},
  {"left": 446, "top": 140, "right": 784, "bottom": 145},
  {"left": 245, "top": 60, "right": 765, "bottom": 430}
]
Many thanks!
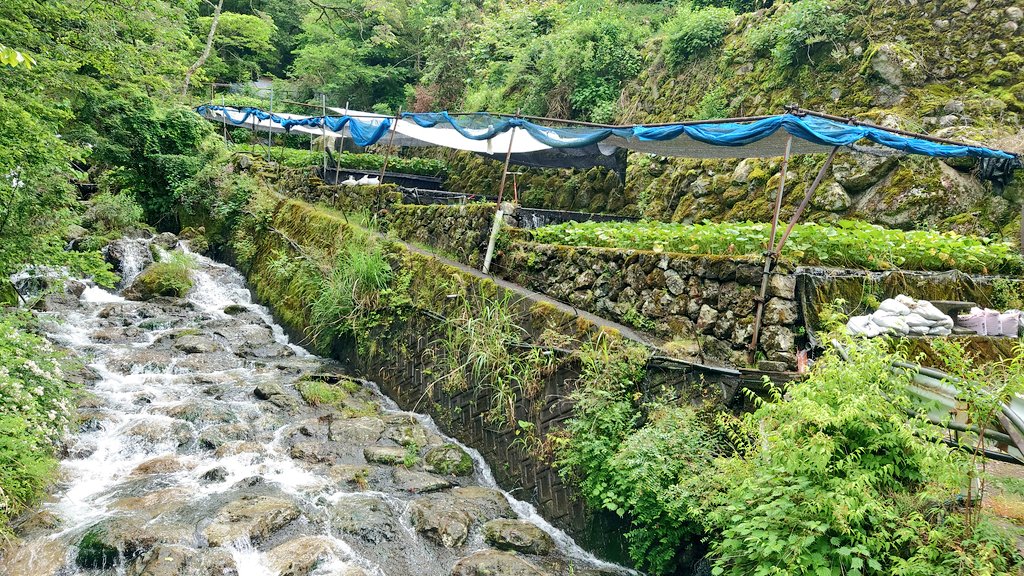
[
  {"left": 202, "top": 494, "right": 301, "bottom": 546},
  {"left": 482, "top": 519, "right": 554, "bottom": 556},
  {"left": 451, "top": 550, "right": 551, "bottom": 576},
  {"left": 408, "top": 487, "right": 515, "bottom": 548},
  {"left": 266, "top": 536, "right": 336, "bottom": 576}
]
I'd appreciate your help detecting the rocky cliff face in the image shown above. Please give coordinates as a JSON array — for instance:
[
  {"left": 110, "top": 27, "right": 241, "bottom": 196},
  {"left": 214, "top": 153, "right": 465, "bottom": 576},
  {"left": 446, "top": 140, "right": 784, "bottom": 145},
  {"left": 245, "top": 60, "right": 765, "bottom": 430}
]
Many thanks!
[{"left": 618, "top": 0, "right": 1023, "bottom": 238}]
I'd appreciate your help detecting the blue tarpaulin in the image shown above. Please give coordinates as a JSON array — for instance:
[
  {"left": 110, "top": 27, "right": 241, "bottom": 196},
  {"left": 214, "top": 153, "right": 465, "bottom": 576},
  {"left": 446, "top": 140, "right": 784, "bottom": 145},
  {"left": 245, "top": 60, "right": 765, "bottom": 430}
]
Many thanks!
[{"left": 196, "top": 105, "right": 1019, "bottom": 164}]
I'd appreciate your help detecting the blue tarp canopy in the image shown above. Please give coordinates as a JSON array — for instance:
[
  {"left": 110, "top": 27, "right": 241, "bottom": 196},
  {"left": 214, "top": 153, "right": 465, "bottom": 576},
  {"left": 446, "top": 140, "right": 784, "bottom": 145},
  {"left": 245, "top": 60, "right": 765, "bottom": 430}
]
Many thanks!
[{"left": 196, "top": 105, "right": 1020, "bottom": 167}]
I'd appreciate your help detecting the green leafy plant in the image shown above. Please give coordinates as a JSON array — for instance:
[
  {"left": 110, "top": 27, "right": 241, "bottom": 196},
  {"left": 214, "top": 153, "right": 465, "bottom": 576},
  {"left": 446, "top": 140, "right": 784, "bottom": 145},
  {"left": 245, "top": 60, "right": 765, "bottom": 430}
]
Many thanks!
[
  {"left": 661, "top": 5, "right": 735, "bottom": 69},
  {"left": 530, "top": 219, "right": 1023, "bottom": 274},
  {"left": 0, "top": 312, "right": 77, "bottom": 539}
]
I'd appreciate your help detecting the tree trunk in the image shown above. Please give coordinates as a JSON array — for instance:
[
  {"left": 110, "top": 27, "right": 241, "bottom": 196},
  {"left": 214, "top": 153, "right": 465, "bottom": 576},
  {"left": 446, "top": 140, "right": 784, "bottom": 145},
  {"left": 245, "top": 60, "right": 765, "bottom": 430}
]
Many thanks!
[{"left": 182, "top": 0, "right": 224, "bottom": 97}]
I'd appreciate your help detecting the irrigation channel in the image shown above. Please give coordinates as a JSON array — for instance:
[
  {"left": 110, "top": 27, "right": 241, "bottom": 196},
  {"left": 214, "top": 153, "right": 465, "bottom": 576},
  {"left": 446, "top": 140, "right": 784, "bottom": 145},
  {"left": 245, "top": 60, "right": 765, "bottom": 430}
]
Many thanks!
[{"left": 1, "top": 240, "right": 630, "bottom": 576}]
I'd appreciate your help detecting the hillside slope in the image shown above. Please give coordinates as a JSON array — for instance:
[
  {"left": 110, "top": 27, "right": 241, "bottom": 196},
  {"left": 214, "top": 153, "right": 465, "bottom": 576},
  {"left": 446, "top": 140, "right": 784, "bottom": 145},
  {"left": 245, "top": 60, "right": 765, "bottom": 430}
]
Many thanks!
[{"left": 618, "top": 0, "right": 1024, "bottom": 238}]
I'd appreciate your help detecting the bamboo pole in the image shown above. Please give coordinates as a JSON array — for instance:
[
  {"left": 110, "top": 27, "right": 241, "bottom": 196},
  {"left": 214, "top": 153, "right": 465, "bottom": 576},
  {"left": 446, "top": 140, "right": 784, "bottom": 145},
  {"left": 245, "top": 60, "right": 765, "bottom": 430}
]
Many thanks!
[
  {"left": 774, "top": 146, "right": 840, "bottom": 255},
  {"left": 378, "top": 108, "right": 402, "bottom": 182},
  {"left": 748, "top": 135, "right": 794, "bottom": 363},
  {"left": 483, "top": 114, "right": 520, "bottom": 274},
  {"left": 321, "top": 94, "right": 328, "bottom": 179}
]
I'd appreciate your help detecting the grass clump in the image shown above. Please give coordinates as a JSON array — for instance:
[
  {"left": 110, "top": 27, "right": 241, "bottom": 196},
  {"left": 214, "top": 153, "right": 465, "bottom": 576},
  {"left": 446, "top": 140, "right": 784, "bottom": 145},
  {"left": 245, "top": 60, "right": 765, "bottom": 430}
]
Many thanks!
[
  {"left": 531, "top": 219, "right": 1024, "bottom": 274},
  {"left": 0, "top": 312, "right": 77, "bottom": 539},
  {"left": 128, "top": 251, "right": 196, "bottom": 299}
]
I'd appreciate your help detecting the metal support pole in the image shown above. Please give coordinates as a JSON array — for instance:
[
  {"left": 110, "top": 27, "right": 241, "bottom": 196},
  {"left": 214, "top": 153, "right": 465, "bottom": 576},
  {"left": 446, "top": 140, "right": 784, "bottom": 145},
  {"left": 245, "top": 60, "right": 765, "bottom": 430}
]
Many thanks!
[
  {"left": 775, "top": 146, "right": 840, "bottom": 255},
  {"left": 748, "top": 135, "right": 794, "bottom": 363},
  {"left": 378, "top": 109, "right": 401, "bottom": 182},
  {"left": 496, "top": 117, "right": 519, "bottom": 204}
]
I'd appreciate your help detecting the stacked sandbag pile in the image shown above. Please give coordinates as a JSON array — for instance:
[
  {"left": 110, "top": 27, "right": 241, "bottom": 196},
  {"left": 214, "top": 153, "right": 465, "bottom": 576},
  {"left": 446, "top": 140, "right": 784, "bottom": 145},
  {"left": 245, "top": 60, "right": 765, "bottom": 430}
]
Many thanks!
[
  {"left": 846, "top": 295, "right": 954, "bottom": 337},
  {"left": 956, "top": 307, "right": 1022, "bottom": 337}
]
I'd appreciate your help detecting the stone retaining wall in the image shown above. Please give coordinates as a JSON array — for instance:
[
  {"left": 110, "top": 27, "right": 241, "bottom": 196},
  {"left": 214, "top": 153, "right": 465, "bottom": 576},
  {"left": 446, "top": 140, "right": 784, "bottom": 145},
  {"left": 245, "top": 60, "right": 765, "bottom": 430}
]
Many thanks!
[
  {"left": 387, "top": 203, "right": 497, "bottom": 268},
  {"left": 495, "top": 244, "right": 800, "bottom": 370}
]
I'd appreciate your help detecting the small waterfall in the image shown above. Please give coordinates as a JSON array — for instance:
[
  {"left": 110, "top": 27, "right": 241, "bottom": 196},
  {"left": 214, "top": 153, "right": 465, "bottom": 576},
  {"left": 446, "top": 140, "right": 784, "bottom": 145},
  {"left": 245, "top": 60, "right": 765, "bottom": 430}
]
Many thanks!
[{"left": 104, "top": 237, "right": 154, "bottom": 289}]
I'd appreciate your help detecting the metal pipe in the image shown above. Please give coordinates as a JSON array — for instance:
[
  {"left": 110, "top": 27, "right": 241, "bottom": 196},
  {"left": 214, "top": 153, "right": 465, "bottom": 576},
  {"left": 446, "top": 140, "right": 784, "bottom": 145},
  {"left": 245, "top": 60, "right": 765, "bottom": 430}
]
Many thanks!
[{"left": 775, "top": 146, "right": 840, "bottom": 255}]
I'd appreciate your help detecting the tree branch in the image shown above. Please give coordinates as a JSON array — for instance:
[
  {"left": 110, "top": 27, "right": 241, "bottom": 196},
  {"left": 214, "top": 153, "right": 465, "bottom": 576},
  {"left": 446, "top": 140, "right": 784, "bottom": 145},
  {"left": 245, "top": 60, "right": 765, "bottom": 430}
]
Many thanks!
[{"left": 182, "top": 0, "right": 224, "bottom": 96}]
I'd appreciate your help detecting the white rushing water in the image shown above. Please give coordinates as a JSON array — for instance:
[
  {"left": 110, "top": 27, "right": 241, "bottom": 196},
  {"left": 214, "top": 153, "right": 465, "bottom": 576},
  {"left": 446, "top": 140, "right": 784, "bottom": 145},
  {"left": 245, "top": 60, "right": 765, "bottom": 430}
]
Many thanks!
[{"left": 3, "top": 245, "right": 632, "bottom": 576}]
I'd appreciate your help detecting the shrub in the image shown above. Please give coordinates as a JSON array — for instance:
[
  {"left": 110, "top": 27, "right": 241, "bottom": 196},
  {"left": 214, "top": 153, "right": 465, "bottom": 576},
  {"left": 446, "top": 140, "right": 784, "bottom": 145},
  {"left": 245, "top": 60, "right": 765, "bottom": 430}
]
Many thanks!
[
  {"left": 661, "top": 5, "right": 735, "bottom": 68},
  {"left": 310, "top": 237, "right": 394, "bottom": 349},
  {"left": 82, "top": 191, "right": 144, "bottom": 233},
  {"left": 749, "top": 0, "right": 848, "bottom": 68}
]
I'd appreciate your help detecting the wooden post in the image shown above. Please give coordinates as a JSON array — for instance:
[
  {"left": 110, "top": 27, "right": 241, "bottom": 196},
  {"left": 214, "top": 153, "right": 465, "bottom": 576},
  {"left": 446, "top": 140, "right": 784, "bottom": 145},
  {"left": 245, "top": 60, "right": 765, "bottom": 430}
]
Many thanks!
[
  {"left": 748, "top": 135, "right": 794, "bottom": 364},
  {"left": 321, "top": 94, "right": 328, "bottom": 180},
  {"left": 483, "top": 114, "right": 519, "bottom": 274},
  {"left": 336, "top": 100, "right": 349, "bottom": 184},
  {"left": 775, "top": 146, "right": 840, "bottom": 255},
  {"left": 267, "top": 88, "right": 274, "bottom": 162},
  {"left": 378, "top": 108, "right": 402, "bottom": 182}
]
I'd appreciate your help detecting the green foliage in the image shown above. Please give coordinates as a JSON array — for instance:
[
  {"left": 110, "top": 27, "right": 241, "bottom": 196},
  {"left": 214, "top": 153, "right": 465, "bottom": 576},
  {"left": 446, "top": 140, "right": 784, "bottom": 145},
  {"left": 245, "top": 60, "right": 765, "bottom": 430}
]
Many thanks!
[
  {"left": 748, "top": 0, "right": 848, "bottom": 68},
  {"left": 234, "top": 144, "right": 447, "bottom": 176},
  {"left": 661, "top": 5, "right": 735, "bottom": 69},
  {"left": 0, "top": 45, "right": 33, "bottom": 69},
  {"left": 198, "top": 11, "right": 277, "bottom": 83},
  {"left": 0, "top": 312, "right": 77, "bottom": 539},
  {"left": 556, "top": 335, "right": 1024, "bottom": 575},
  {"left": 131, "top": 251, "right": 196, "bottom": 298},
  {"left": 531, "top": 219, "right": 1023, "bottom": 273},
  {"left": 82, "top": 191, "right": 145, "bottom": 233}
]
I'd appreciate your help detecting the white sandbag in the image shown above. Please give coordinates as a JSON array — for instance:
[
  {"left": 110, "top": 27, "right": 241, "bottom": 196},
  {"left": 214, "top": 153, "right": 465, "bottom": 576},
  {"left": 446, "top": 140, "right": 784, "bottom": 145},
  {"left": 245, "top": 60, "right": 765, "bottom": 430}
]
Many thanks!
[
  {"left": 998, "top": 311, "right": 1020, "bottom": 337},
  {"left": 895, "top": 294, "right": 917, "bottom": 307},
  {"left": 985, "top": 309, "right": 1001, "bottom": 335},
  {"left": 908, "top": 324, "right": 930, "bottom": 336},
  {"left": 846, "top": 316, "right": 883, "bottom": 338},
  {"left": 914, "top": 301, "right": 950, "bottom": 322},
  {"left": 871, "top": 312, "right": 910, "bottom": 335},
  {"left": 903, "top": 313, "right": 931, "bottom": 329},
  {"left": 956, "top": 307, "right": 988, "bottom": 336},
  {"left": 878, "top": 298, "right": 911, "bottom": 316},
  {"left": 928, "top": 325, "right": 952, "bottom": 336}
]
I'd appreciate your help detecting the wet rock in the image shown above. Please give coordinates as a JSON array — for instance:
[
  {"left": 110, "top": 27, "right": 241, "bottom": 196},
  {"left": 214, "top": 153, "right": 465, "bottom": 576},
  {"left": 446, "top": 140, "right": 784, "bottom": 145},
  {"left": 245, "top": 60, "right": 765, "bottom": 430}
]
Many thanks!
[
  {"left": 152, "top": 232, "right": 178, "bottom": 250},
  {"left": 364, "top": 445, "right": 408, "bottom": 465},
  {"left": 34, "top": 292, "right": 81, "bottom": 312},
  {"left": 127, "top": 544, "right": 195, "bottom": 576},
  {"left": 224, "top": 304, "right": 249, "bottom": 315},
  {"left": 131, "top": 455, "right": 194, "bottom": 476},
  {"left": 253, "top": 381, "right": 301, "bottom": 411},
  {"left": 203, "top": 495, "right": 301, "bottom": 546},
  {"left": 267, "top": 536, "right": 336, "bottom": 576},
  {"left": 198, "top": 423, "right": 252, "bottom": 450},
  {"left": 160, "top": 401, "right": 236, "bottom": 424},
  {"left": 107, "top": 350, "right": 174, "bottom": 374},
  {"left": 424, "top": 444, "right": 473, "bottom": 476},
  {"left": 482, "top": 519, "right": 555, "bottom": 556},
  {"left": 763, "top": 298, "right": 798, "bottom": 325},
  {"left": 172, "top": 335, "right": 222, "bottom": 354},
  {"left": 200, "top": 466, "right": 229, "bottom": 483},
  {"left": 409, "top": 487, "right": 514, "bottom": 548},
  {"left": 384, "top": 415, "right": 431, "bottom": 447},
  {"left": 65, "top": 280, "right": 87, "bottom": 298},
  {"left": 290, "top": 440, "right": 336, "bottom": 464},
  {"left": 175, "top": 351, "right": 244, "bottom": 373},
  {"left": 328, "top": 464, "right": 372, "bottom": 489},
  {"left": 122, "top": 419, "right": 193, "bottom": 448},
  {"left": 0, "top": 536, "right": 67, "bottom": 576},
  {"left": 76, "top": 525, "right": 132, "bottom": 569},
  {"left": 393, "top": 468, "right": 454, "bottom": 494},
  {"left": 214, "top": 441, "right": 266, "bottom": 458},
  {"left": 332, "top": 494, "right": 400, "bottom": 544},
  {"left": 451, "top": 550, "right": 550, "bottom": 576}
]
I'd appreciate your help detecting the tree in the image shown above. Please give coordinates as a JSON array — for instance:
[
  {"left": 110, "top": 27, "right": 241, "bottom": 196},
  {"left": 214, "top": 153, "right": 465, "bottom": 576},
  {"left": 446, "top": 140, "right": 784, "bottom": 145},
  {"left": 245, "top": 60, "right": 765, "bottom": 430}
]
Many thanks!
[{"left": 184, "top": 0, "right": 224, "bottom": 95}]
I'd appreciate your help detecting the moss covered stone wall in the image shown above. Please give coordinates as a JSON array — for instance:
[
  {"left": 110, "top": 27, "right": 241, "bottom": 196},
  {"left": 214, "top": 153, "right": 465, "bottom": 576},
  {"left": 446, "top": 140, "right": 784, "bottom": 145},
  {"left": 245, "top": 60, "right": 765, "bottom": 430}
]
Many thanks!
[
  {"left": 387, "top": 203, "right": 497, "bottom": 267},
  {"left": 495, "top": 243, "right": 800, "bottom": 370}
]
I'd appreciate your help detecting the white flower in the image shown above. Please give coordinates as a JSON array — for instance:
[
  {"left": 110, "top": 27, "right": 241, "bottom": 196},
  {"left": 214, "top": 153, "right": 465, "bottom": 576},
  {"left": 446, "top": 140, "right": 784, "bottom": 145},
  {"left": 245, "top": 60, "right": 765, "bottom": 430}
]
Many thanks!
[{"left": 33, "top": 386, "right": 45, "bottom": 396}]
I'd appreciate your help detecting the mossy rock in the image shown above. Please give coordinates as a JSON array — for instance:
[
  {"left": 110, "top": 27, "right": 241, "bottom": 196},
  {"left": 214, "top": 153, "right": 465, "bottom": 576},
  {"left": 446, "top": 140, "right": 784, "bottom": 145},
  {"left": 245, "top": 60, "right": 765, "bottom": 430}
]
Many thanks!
[
  {"left": 76, "top": 527, "right": 121, "bottom": 569},
  {"left": 424, "top": 444, "right": 473, "bottom": 477},
  {"left": 124, "top": 261, "right": 194, "bottom": 300}
]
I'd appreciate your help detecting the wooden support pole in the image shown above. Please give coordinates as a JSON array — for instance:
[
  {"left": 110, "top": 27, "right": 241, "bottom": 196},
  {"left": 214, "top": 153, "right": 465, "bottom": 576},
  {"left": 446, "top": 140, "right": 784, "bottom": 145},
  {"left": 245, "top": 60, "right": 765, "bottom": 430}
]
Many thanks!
[
  {"left": 748, "top": 135, "right": 794, "bottom": 364},
  {"left": 775, "top": 146, "right": 840, "bottom": 255},
  {"left": 321, "top": 94, "right": 328, "bottom": 179},
  {"left": 496, "top": 119, "right": 518, "bottom": 204},
  {"left": 483, "top": 114, "right": 520, "bottom": 274},
  {"left": 267, "top": 88, "right": 274, "bottom": 162},
  {"left": 378, "top": 108, "right": 402, "bottom": 182}
]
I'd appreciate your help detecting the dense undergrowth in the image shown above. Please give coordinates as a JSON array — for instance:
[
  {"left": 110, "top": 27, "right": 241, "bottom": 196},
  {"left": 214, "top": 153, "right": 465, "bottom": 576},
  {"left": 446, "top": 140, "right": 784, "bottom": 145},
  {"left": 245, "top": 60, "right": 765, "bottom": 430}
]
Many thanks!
[
  {"left": 556, "top": 334, "right": 1024, "bottom": 575},
  {"left": 530, "top": 219, "right": 1024, "bottom": 274},
  {"left": 0, "top": 313, "right": 77, "bottom": 541}
]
